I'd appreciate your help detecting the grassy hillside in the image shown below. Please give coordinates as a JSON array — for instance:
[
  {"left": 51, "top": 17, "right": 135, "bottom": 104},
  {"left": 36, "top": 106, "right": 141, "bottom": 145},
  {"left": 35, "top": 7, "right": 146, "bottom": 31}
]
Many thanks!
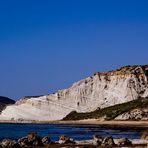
[{"left": 63, "top": 97, "right": 148, "bottom": 120}]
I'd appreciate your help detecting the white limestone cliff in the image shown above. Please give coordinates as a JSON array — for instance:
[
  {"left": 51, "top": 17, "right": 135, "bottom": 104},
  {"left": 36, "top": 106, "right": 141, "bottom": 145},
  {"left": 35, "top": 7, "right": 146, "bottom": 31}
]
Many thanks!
[{"left": 0, "top": 65, "right": 148, "bottom": 121}]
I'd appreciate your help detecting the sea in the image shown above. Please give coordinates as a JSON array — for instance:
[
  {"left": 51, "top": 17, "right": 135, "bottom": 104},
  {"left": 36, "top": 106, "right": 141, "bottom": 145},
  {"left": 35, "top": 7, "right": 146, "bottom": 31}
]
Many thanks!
[{"left": 0, "top": 124, "right": 147, "bottom": 141}]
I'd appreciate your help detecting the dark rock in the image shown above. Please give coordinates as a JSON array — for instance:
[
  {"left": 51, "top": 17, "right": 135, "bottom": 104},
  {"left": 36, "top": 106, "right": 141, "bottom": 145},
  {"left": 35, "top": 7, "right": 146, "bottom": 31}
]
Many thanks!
[
  {"left": 0, "top": 96, "right": 15, "bottom": 113},
  {"left": 27, "top": 132, "right": 43, "bottom": 146},
  {"left": 59, "top": 135, "right": 75, "bottom": 144},
  {"left": 118, "top": 138, "right": 132, "bottom": 146},
  {"left": 18, "top": 132, "right": 43, "bottom": 147},
  {"left": 1, "top": 139, "right": 17, "bottom": 148},
  {"left": 27, "top": 132, "right": 38, "bottom": 142},
  {"left": 93, "top": 135, "right": 103, "bottom": 146},
  {"left": 18, "top": 136, "right": 28, "bottom": 147},
  {"left": 141, "top": 130, "right": 148, "bottom": 140},
  {"left": 101, "top": 136, "right": 115, "bottom": 146},
  {"left": 42, "top": 136, "right": 51, "bottom": 146}
]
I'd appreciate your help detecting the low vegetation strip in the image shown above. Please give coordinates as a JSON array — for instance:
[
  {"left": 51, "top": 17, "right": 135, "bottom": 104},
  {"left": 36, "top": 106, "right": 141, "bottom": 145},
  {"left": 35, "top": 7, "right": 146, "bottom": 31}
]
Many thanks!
[{"left": 63, "top": 97, "right": 148, "bottom": 120}]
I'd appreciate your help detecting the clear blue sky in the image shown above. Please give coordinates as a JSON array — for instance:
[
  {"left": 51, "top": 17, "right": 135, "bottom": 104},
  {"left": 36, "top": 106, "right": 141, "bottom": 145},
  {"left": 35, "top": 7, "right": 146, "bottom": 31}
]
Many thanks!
[{"left": 0, "top": 0, "right": 148, "bottom": 100}]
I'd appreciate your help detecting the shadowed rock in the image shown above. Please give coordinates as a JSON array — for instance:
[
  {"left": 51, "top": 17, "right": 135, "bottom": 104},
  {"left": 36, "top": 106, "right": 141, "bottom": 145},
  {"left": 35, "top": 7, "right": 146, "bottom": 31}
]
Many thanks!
[
  {"left": 27, "top": 132, "right": 43, "bottom": 146},
  {"left": 92, "top": 135, "right": 103, "bottom": 146},
  {"left": 1, "top": 139, "right": 18, "bottom": 148},
  {"left": 117, "top": 138, "right": 132, "bottom": 146},
  {"left": 141, "top": 130, "right": 148, "bottom": 140},
  {"left": 101, "top": 136, "right": 115, "bottom": 146},
  {"left": 18, "top": 132, "right": 43, "bottom": 147},
  {"left": 42, "top": 136, "right": 51, "bottom": 146},
  {"left": 59, "top": 135, "right": 75, "bottom": 144},
  {"left": 18, "top": 136, "right": 28, "bottom": 147}
]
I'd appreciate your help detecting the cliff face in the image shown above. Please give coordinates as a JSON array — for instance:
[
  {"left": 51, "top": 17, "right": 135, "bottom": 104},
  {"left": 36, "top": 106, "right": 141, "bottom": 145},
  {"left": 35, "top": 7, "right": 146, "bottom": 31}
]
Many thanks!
[{"left": 0, "top": 65, "right": 148, "bottom": 121}]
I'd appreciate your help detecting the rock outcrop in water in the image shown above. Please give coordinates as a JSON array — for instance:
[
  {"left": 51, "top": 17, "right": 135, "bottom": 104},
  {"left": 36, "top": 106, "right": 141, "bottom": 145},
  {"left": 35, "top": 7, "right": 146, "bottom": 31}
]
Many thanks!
[
  {"left": 0, "top": 65, "right": 148, "bottom": 121},
  {"left": 0, "top": 132, "right": 147, "bottom": 148}
]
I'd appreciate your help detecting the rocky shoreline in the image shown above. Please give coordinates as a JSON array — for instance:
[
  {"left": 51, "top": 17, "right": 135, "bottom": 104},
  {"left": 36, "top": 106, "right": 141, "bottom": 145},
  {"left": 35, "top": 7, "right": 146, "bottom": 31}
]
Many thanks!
[
  {"left": 0, "top": 130, "right": 148, "bottom": 148},
  {"left": 0, "top": 120, "right": 147, "bottom": 147}
]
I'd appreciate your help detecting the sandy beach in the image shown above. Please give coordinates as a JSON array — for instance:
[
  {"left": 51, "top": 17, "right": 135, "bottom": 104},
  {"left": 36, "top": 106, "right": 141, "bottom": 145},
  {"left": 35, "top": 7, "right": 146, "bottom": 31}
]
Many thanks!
[{"left": 0, "top": 119, "right": 148, "bottom": 127}]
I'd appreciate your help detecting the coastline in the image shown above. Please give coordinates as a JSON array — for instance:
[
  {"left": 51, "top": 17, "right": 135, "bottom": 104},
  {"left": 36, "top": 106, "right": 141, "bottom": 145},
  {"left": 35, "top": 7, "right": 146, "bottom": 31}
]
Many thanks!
[
  {"left": 0, "top": 119, "right": 147, "bottom": 147},
  {"left": 0, "top": 119, "right": 147, "bottom": 127}
]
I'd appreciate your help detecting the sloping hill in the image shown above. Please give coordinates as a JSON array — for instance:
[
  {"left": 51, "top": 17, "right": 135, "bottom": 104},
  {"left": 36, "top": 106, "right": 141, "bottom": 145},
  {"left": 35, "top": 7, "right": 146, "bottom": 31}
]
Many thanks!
[
  {"left": 0, "top": 96, "right": 15, "bottom": 112},
  {"left": 0, "top": 65, "right": 148, "bottom": 121}
]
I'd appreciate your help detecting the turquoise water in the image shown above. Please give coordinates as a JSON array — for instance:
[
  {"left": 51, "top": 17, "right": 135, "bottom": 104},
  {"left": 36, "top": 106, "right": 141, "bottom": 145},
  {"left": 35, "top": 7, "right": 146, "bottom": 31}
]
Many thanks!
[{"left": 0, "top": 124, "right": 146, "bottom": 141}]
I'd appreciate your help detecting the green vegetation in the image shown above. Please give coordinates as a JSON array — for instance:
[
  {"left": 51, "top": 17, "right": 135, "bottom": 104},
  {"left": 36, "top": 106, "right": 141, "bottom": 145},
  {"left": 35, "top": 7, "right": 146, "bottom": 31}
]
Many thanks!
[
  {"left": 63, "top": 97, "right": 148, "bottom": 120},
  {"left": 114, "top": 65, "right": 148, "bottom": 75},
  {"left": 95, "top": 65, "right": 148, "bottom": 76},
  {"left": 144, "top": 70, "right": 148, "bottom": 76}
]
